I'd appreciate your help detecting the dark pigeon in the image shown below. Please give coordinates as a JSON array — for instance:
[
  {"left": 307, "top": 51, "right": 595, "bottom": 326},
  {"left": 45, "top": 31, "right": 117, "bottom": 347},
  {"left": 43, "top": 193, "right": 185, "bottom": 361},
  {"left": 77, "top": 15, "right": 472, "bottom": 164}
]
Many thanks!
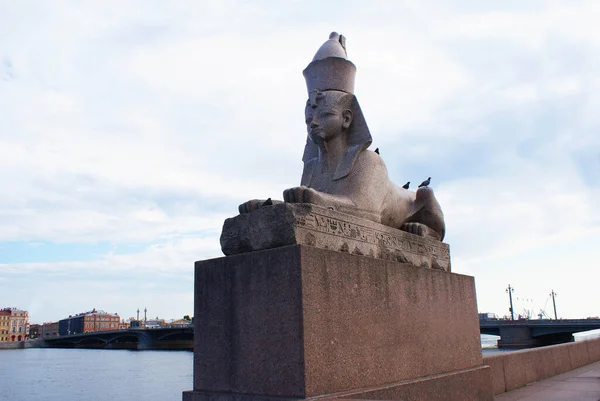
[
  {"left": 402, "top": 181, "right": 410, "bottom": 189},
  {"left": 418, "top": 177, "right": 431, "bottom": 188},
  {"left": 374, "top": 147, "right": 380, "bottom": 155}
]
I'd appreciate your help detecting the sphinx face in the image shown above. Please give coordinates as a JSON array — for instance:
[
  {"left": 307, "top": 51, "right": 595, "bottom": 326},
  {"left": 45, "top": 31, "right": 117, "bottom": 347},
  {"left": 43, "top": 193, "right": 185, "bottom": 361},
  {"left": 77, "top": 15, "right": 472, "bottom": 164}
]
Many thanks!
[{"left": 305, "top": 91, "right": 350, "bottom": 145}]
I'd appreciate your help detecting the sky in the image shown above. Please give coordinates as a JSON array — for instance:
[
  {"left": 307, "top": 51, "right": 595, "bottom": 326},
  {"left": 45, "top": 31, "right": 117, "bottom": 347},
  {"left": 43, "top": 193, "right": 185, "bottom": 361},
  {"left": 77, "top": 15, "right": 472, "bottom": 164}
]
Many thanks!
[{"left": 0, "top": 1, "right": 599, "bottom": 324}]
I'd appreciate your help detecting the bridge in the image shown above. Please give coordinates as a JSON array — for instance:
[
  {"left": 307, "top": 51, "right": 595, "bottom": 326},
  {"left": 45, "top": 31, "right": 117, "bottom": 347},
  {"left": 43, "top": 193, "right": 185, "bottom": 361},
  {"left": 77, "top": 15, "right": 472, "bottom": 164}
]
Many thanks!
[
  {"left": 44, "top": 327, "right": 193, "bottom": 350},
  {"left": 480, "top": 319, "right": 600, "bottom": 348}
]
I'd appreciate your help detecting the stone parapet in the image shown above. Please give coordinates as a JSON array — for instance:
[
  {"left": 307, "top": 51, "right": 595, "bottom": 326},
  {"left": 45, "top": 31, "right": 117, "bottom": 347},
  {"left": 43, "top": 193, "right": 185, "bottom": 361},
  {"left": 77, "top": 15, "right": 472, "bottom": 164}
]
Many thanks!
[
  {"left": 483, "top": 336, "right": 600, "bottom": 395},
  {"left": 220, "top": 203, "right": 451, "bottom": 271}
]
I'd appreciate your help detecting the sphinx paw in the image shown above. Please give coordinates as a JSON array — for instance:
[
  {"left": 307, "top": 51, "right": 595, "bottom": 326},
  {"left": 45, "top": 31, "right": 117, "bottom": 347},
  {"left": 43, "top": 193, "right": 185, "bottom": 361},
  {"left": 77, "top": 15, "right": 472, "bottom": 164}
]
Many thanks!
[
  {"left": 401, "top": 222, "right": 425, "bottom": 236},
  {"left": 238, "top": 199, "right": 265, "bottom": 214},
  {"left": 401, "top": 222, "right": 442, "bottom": 241},
  {"left": 283, "top": 186, "right": 319, "bottom": 204}
]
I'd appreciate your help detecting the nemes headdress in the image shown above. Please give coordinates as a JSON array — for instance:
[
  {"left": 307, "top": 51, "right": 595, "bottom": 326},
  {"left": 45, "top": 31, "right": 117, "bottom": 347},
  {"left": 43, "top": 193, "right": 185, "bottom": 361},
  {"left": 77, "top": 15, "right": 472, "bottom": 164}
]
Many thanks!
[{"left": 301, "top": 32, "right": 372, "bottom": 183}]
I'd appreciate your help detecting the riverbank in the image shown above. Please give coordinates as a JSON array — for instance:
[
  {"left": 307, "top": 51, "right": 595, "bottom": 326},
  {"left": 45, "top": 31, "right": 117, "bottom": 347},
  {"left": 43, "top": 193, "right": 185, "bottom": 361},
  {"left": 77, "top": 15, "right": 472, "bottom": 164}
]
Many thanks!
[
  {"left": 0, "top": 339, "right": 47, "bottom": 350},
  {"left": 0, "top": 341, "right": 24, "bottom": 349}
]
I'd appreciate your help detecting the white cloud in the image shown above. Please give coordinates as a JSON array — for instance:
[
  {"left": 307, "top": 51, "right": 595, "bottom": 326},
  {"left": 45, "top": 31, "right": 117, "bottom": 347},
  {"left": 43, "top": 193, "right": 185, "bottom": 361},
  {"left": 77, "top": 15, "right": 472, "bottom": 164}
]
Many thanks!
[{"left": 0, "top": 1, "right": 599, "bottom": 322}]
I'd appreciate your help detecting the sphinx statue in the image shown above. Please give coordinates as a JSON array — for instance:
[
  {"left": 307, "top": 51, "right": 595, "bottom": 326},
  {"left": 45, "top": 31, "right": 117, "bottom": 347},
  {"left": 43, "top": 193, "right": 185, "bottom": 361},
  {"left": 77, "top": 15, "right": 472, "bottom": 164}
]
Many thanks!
[{"left": 239, "top": 32, "right": 445, "bottom": 241}]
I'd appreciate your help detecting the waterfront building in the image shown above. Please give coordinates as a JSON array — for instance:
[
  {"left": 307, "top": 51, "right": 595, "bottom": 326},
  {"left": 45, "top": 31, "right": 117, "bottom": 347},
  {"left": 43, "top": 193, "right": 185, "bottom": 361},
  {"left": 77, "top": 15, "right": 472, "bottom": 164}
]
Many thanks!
[
  {"left": 129, "top": 319, "right": 144, "bottom": 328},
  {"left": 29, "top": 323, "right": 41, "bottom": 339},
  {"left": 119, "top": 319, "right": 130, "bottom": 330},
  {"left": 0, "top": 309, "right": 10, "bottom": 342},
  {"left": 145, "top": 318, "right": 165, "bottom": 329},
  {"left": 42, "top": 321, "right": 59, "bottom": 338},
  {"left": 169, "top": 318, "right": 193, "bottom": 328},
  {"left": 58, "top": 308, "right": 120, "bottom": 335},
  {"left": 1, "top": 308, "right": 30, "bottom": 341}
]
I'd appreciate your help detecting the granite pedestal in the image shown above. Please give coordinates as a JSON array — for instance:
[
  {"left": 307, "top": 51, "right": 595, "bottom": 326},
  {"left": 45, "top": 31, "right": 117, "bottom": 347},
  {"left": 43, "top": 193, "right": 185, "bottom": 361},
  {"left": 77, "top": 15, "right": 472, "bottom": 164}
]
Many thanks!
[{"left": 183, "top": 242, "right": 493, "bottom": 401}]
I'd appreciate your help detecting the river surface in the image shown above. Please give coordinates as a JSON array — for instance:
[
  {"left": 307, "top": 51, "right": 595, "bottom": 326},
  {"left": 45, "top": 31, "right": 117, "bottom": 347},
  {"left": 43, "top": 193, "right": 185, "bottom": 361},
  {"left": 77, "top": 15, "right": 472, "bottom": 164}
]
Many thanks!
[
  {"left": 2, "top": 330, "right": 600, "bottom": 401},
  {"left": 0, "top": 348, "right": 192, "bottom": 401}
]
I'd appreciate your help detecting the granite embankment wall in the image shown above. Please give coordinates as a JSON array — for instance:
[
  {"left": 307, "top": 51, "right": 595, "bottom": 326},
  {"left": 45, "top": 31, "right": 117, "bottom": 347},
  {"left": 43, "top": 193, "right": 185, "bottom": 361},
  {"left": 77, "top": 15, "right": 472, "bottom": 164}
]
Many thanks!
[
  {"left": 0, "top": 341, "right": 25, "bottom": 349},
  {"left": 484, "top": 337, "right": 600, "bottom": 395},
  {"left": 0, "top": 339, "right": 48, "bottom": 350}
]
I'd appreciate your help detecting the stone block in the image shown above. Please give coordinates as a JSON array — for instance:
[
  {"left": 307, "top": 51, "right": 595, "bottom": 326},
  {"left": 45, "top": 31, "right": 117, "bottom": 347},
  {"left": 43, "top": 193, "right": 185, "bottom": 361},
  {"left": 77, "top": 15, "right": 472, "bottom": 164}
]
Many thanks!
[
  {"left": 586, "top": 337, "right": 600, "bottom": 362},
  {"left": 190, "top": 245, "right": 485, "bottom": 399},
  {"left": 569, "top": 341, "right": 590, "bottom": 368},
  {"left": 502, "top": 349, "right": 543, "bottom": 391},
  {"left": 550, "top": 342, "right": 573, "bottom": 375},
  {"left": 192, "top": 246, "right": 305, "bottom": 397},
  {"left": 482, "top": 354, "right": 506, "bottom": 395},
  {"left": 339, "top": 365, "right": 492, "bottom": 401},
  {"left": 220, "top": 203, "right": 451, "bottom": 271},
  {"left": 533, "top": 345, "right": 560, "bottom": 380}
]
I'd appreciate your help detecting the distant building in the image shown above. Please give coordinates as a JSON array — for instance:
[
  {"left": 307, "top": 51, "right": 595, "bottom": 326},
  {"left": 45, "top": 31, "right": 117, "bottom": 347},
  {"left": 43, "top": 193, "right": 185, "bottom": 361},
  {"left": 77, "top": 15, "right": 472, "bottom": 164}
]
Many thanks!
[
  {"left": 169, "top": 318, "right": 193, "bottom": 328},
  {"left": 145, "top": 319, "right": 165, "bottom": 329},
  {"left": 29, "top": 324, "right": 41, "bottom": 339},
  {"left": 0, "top": 308, "right": 30, "bottom": 341},
  {"left": 42, "top": 321, "right": 59, "bottom": 338},
  {"left": 129, "top": 319, "right": 143, "bottom": 328},
  {"left": 119, "top": 320, "right": 129, "bottom": 330},
  {"left": 58, "top": 309, "right": 120, "bottom": 336},
  {"left": 478, "top": 313, "right": 497, "bottom": 321},
  {"left": 0, "top": 309, "right": 10, "bottom": 342}
]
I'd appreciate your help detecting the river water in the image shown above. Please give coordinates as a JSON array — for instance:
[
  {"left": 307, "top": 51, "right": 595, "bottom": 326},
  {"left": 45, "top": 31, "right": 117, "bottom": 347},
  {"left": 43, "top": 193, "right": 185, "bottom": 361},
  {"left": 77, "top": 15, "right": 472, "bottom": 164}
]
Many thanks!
[
  {"left": 0, "top": 348, "right": 192, "bottom": 401},
  {"left": 2, "top": 331, "right": 600, "bottom": 401}
]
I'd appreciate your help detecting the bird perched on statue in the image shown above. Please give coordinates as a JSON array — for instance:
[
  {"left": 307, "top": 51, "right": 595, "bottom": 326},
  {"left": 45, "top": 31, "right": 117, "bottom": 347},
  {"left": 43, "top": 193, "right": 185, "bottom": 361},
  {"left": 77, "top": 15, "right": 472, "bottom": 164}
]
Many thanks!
[
  {"left": 402, "top": 182, "right": 410, "bottom": 189},
  {"left": 418, "top": 177, "right": 431, "bottom": 188},
  {"left": 374, "top": 147, "right": 380, "bottom": 155}
]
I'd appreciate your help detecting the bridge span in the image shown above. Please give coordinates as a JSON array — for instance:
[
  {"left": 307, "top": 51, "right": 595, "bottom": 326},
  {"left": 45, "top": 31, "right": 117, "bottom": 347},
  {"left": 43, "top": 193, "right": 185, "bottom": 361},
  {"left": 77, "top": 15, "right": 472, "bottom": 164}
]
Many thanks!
[
  {"left": 480, "top": 319, "right": 600, "bottom": 348},
  {"left": 44, "top": 327, "right": 193, "bottom": 350}
]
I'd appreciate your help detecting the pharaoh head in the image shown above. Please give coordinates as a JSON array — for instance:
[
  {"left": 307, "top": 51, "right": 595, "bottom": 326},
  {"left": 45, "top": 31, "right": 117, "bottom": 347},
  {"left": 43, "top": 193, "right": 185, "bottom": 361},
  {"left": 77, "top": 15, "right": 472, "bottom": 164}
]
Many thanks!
[
  {"left": 305, "top": 89, "right": 354, "bottom": 145},
  {"left": 301, "top": 32, "right": 372, "bottom": 180}
]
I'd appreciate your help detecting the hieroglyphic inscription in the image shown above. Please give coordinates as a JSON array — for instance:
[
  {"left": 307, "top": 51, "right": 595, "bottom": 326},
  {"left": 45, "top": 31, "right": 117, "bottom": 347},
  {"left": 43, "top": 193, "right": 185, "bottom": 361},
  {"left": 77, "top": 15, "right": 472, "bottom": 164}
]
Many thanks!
[{"left": 296, "top": 211, "right": 450, "bottom": 261}]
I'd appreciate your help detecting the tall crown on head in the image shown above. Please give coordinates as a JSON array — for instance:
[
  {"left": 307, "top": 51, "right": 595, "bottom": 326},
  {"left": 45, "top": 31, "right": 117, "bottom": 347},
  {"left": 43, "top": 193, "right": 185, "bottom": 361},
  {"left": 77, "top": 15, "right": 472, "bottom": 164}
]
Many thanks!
[
  {"left": 301, "top": 32, "right": 372, "bottom": 182},
  {"left": 303, "top": 32, "right": 357, "bottom": 94}
]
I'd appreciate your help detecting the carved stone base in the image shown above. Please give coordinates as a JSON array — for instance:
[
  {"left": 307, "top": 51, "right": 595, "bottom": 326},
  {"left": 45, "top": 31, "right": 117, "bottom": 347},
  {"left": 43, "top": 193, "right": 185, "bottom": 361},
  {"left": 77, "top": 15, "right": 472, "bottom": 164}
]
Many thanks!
[
  {"left": 220, "top": 203, "right": 451, "bottom": 271},
  {"left": 184, "top": 245, "right": 488, "bottom": 400}
]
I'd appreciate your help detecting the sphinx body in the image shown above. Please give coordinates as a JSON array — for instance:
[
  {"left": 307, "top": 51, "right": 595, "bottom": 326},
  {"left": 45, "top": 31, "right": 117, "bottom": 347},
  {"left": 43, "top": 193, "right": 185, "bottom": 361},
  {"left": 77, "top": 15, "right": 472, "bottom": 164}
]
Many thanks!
[{"left": 240, "top": 33, "right": 445, "bottom": 241}]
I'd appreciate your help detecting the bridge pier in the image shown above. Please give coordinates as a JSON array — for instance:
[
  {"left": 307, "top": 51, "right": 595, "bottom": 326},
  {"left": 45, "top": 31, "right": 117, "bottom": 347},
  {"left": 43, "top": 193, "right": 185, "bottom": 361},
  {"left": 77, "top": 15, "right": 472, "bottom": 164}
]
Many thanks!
[
  {"left": 136, "top": 331, "right": 154, "bottom": 350},
  {"left": 537, "top": 332, "right": 575, "bottom": 347},
  {"left": 480, "top": 320, "right": 595, "bottom": 349},
  {"left": 497, "top": 327, "right": 541, "bottom": 349},
  {"left": 496, "top": 327, "right": 576, "bottom": 349}
]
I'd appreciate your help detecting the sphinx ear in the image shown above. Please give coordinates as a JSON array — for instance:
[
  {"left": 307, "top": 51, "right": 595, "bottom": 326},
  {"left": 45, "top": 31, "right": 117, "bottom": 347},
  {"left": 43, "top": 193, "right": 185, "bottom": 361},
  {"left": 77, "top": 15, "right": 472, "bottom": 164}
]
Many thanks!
[{"left": 342, "top": 109, "right": 353, "bottom": 129}]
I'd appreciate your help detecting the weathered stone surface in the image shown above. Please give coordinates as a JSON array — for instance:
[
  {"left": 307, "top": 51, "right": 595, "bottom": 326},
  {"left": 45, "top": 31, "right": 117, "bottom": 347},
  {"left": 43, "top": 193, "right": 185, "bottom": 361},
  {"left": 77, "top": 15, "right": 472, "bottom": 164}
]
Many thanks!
[
  {"left": 483, "top": 337, "right": 600, "bottom": 396},
  {"left": 238, "top": 32, "right": 446, "bottom": 242},
  {"left": 184, "top": 366, "right": 493, "bottom": 401},
  {"left": 190, "top": 245, "right": 484, "bottom": 400},
  {"left": 587, "top": 337, "right": 600, "bottom": 362},
  {"left": 569, "top": 341, "right": 591, "bottom": 368},
  {"left": 339, "top": 365, "right": 492, "bottom": 401},
  {"left": 483, "top": 354, "right": 506, "bottom": 395},
  {"left": 221, "top": 203, "right": 451, "bottom": 271}
]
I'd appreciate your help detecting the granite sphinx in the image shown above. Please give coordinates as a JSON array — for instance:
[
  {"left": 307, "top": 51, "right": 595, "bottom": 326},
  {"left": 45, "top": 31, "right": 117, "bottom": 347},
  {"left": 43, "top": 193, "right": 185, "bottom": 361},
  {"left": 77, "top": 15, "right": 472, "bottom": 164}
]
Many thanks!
[
  {"left": 238, "top": 32, "right": 446, "bottom": 242},
  {"left": 184, "top": 33, "right": 493, "bottom": 401}
]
